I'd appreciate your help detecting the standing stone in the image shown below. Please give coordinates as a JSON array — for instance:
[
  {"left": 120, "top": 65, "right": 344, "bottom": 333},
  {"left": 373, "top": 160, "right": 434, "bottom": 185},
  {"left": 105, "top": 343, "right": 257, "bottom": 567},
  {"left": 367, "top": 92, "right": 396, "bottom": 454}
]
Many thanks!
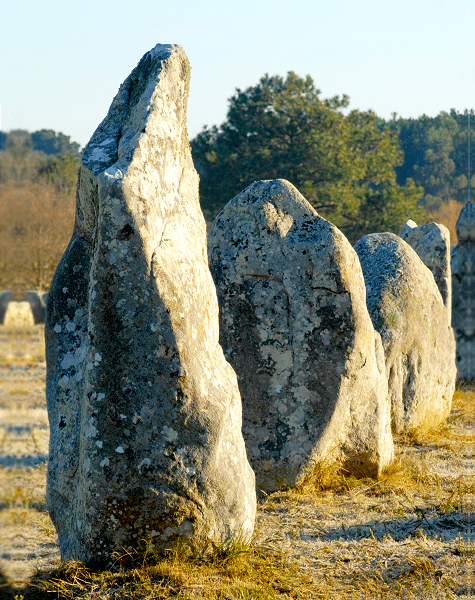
[
  {"left": 25, "top": 290, "right": 49, "bottom": 324},
  {"left": 354, "top": 233, "right": 457, "bottom": 433},
  {"left": 0, "top": 291, "right": 12, "bottom": 324},
  {"left": 451, "top": 201, "right": 475, "bottom": 381},
  {"left": 399, "top": 220, "right": 452, "bottom": 323},
  {"left": 45, "top": 44, "right": 256, "bottom": 565},
  {"left": 4, "top": 301, "right": 34, "bottom": 327},
  {"left": 208, "top": 179, "right": 394, "bottom": 492}
]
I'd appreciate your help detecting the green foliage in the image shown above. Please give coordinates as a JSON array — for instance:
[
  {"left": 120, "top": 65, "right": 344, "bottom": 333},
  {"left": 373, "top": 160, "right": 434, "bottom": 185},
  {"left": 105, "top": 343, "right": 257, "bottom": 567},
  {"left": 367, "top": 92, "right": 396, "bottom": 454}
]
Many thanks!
[
  {"left": 391, "top": 109, "right": 474, "bottom": 211},
  {"left": 192, "top": 72, "right": 424, "bottom": 241},
  {"left": 344, "top": 177, "right": 424, "bottom": 242},
  {"left": 37, "top": 153, "right": 81, "bottom": 193},
  {"left": 31, "top": 128, "right": 81, "bottom": 157}
]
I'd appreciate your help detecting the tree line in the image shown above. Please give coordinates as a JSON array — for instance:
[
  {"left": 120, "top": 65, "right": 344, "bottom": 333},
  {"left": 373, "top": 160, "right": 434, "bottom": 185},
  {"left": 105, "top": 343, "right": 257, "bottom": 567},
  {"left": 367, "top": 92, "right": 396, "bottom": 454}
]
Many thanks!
[
  {"left": 0, "top": 130, "right": 80, "bottom": 296},
  {"left": 193, "top": 73, "right": 473, "bottom": 243},
  {"left": 392, "top": 110, "right": 474, "bottom": 211},
  {"left": 0, "top": 86, "right": 471, "bottom": 293}
]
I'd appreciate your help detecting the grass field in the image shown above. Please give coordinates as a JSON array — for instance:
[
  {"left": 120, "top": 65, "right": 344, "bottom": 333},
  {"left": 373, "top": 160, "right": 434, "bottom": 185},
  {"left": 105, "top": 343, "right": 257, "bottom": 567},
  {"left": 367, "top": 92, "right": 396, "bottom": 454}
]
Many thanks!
[{"left": 0, "top": 326, "right": 472, "bottom": 599}]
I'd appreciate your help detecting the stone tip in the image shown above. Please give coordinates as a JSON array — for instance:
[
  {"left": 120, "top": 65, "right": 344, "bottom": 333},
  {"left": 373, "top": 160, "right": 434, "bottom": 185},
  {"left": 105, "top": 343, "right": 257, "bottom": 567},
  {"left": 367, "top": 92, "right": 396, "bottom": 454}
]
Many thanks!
[
  {"left": 233, "top": 179, "right": 319, "bottom": 223},
  {"left": 399, "top": 219, "right": 417, "bottom": 238},
  {"left": 247, "top": 178, "right": 296, "bottom": 194},
  {"left": 81, "top": 43, "right": 188, "bottom": 177},
  {"left": 456, "top": 201, "right": 475, "bottom": 242}
]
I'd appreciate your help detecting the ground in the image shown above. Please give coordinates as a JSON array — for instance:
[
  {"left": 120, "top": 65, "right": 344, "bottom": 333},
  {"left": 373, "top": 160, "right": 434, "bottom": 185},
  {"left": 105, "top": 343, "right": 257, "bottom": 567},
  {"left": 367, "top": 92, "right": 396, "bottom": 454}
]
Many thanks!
[{"left": 0, "top": 325, "right": 473, "bottom": 599}]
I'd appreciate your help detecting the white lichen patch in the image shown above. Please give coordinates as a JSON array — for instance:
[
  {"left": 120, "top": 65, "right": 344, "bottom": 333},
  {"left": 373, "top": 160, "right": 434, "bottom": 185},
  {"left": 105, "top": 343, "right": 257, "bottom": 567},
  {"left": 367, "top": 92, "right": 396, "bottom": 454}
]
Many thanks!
[
  {"left": 59, "top": 345, "right": 87, "bottom": 370},
  {"left": 84, "top": 421, "right": 97, "bottom": 438},
  {"left": 161, "top": 426, "right": 178, "bottom": 442}
]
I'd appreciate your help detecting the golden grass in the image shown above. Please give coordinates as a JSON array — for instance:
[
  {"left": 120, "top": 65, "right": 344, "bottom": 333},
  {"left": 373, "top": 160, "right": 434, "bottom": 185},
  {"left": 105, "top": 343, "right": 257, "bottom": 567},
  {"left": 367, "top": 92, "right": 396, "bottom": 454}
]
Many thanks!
[
  {"left": 0, "top": 323, "right": 45, "bottom": 365},
  {"left": 1, "top": 326, "right": 472, "bottom": 600},
  {"left": 18, "top": 387, "right": 472, "bottom": 600},
  {"left": 30, "top": 538, "right": 317, "bottom": 600}
]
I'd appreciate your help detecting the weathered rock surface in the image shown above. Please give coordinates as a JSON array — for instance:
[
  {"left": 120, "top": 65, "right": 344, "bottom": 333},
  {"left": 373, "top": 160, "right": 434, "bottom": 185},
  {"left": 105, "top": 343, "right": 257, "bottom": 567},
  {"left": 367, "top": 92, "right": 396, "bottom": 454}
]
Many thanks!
[
  {"left": 25, "top": 290, "right": 48, "bottom": 324},
  {"left": 0, "top": 291, "right": 12, "bottom": 324},
  {"left": 208, "top": 179, "right": 394, "bottom": 492},
  {"left": 354, "top": 233, "right": 456, "bottom": 433},
  {"left": 399, "top": 220, "right": 452, "bottom": 322},
  {"left": 451, "top": 201, "right": 475, "bottom": 381},
  {"left": 45, "top": 44, "right": 256, "bottom": 565}
]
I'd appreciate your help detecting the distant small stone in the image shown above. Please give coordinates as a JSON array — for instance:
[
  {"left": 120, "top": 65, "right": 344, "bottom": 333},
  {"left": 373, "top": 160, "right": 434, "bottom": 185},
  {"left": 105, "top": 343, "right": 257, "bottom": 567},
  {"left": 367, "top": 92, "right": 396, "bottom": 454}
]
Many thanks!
[
  {"left": 25, "top": 290, "right": 49, "bottom": 324},
  {"left": 455, "top": 200, "right": 475, "bottom": 243},
  {"left": 4, "top": 301, "right": 34, "bottom": 327},
  {"left": 0, "top": 291, "right": 12, "bottom": 324},
  {"left": 399, "top": 220, "right": 452, "bottom": 322},
  {"left": 451, "top": 201, "right": 475, "bottom": 381}
]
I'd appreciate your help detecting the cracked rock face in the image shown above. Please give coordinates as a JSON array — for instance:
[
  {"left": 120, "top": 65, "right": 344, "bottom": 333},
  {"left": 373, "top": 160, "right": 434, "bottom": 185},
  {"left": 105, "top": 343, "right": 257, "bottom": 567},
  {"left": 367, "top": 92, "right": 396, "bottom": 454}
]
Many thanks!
[
  {"left": 355, "top": 233, "right": 456, "bottom": 433},
  {"left": 208, "top": 179, "right": 394, "bottom": 492},
  {"left": 451, "top": 201, "right": 475, "bottom": 381},
  {"left": 45, "top": 44, "right": 256, "bottom": 565},
  {"left": 399, "top": 220, "right": 452, "bottom": 324}
]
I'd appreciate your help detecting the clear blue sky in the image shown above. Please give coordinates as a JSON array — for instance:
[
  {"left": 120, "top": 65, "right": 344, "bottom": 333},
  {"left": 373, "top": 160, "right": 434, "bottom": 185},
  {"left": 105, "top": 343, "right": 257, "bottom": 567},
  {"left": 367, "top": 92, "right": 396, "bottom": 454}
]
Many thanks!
[{"left": 1, "top": 0, "right": 473, "bottom": 149}]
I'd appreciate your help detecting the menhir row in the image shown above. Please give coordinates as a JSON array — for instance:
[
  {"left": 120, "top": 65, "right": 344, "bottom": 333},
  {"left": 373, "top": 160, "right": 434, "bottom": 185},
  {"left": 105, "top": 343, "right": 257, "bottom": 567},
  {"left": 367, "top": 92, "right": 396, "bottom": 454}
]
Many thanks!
[
  {"left": 43, "top": 42, "right": 460, "bottom": 568},
  {"left": 208, "top": 179, "right": 456, "bottom": 492}
]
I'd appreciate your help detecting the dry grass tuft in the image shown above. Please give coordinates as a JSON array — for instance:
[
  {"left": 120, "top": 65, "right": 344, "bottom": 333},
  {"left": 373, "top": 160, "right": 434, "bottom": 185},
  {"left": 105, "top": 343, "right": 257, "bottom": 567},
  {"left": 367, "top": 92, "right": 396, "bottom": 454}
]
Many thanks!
[
  {"left": 26, "top": 387, "right": 474, "bottom": 599},
  {"left": 30, "top": 535, "right": 317, "bottom": 599},
  {"left": 291, "top": 460, "right": 364, "bottom": 496}
]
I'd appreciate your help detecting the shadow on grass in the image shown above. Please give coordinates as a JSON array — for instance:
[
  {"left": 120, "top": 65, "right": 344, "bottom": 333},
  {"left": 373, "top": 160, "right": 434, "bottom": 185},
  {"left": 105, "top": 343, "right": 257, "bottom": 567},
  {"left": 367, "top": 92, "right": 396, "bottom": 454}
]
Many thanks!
[
  {"left": 305, "top": 509, "right": 473, "bottom": 543},
  {"left": 0, "top": 570, "right": 51, "bottom": 600},
  {"left": 0, "top": 455, "right": 48, "bottom": 469}
]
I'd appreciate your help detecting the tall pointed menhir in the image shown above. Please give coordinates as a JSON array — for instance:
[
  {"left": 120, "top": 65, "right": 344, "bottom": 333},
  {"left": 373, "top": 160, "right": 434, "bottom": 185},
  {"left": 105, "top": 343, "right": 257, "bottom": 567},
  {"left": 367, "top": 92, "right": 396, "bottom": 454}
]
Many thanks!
[{"left": 45, "top": 44, "right": 256, "bottom": 565}]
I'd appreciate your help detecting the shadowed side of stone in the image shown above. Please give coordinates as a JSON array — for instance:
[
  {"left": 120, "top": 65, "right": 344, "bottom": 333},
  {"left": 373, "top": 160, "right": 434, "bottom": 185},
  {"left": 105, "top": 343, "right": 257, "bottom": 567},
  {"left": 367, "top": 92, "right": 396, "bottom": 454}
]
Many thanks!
[
  {"left": 25, "top": 291, "right": 48, "bottom": 324},
  {"left": 355, "top": 233, "right": 456, "bottom": 433},
  {"left": 399, "top": 220, "right": 452, "bottom": 323},
  {"left": 208, "top": 179, "right": 394, "bottom": 493},
  {"left": 0, "top": 292, "right": 12, "bottom": 324},
  {"left": 45, "top": 44, "right": 256, "bottom": 565},
  {"left": 451, "top": 201, "right": 475, "bottom": 381}
]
